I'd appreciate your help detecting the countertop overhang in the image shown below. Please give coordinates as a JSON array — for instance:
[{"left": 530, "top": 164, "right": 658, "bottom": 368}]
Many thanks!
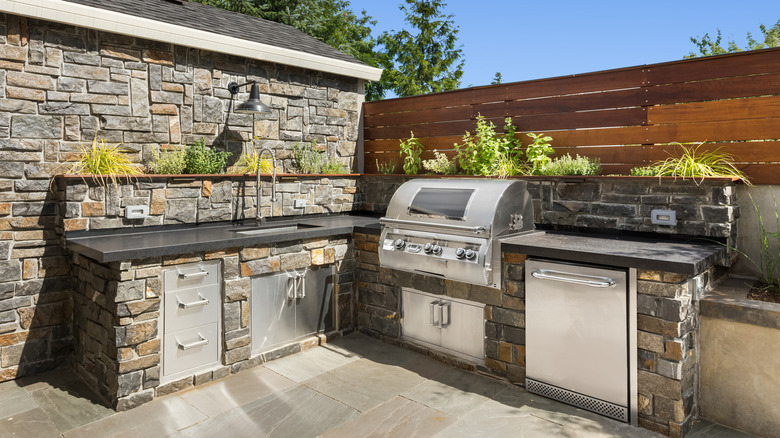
[
  {"left": 68, "top": 216, "right": 726, "bottom": 276},
  {"left": 501, "top": 230, "right": 726, "bottom": 276},
  {"left": 66, "top": 215, "right": 380, "bottom": 263}
]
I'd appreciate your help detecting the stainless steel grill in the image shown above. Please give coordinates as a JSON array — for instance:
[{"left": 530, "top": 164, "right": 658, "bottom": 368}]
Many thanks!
[{"left": 379, "top": 179, "right": 534, "bottom": 288}]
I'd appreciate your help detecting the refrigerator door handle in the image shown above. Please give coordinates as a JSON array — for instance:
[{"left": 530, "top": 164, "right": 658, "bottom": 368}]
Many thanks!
[{"left": 531, "top": 269, "right": 616, "bottom": 288}]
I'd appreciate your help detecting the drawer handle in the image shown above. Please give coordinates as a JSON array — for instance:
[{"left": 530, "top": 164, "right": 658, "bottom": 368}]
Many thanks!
[
  {"left": 176, "top": 333, "right": 209, "bottom": 350},
  {"left": 178, "top": 266, "right": 209, "bottom": 279},
  {"left": 177, "top": 293, "right": 210, "bottom": 309}
]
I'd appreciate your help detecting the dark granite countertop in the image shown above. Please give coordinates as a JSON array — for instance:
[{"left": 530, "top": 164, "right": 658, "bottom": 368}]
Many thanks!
[
  {"left": 501, "top": 230, "right": 726, "bottom": 276},
  {"left": 67, "top": 214, "right": 381, "bottom": 263}
]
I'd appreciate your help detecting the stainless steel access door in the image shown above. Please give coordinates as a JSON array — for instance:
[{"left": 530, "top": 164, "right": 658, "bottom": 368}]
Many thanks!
[
  {"left": 526, "top": 258, "right": 630, "bottom": 422},
  {"left": 296, "top": 265, "right": 335, "bottom": 338}
]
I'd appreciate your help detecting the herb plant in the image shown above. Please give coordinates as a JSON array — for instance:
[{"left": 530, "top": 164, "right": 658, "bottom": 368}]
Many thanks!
[
  {"left": 525, "top": 132, "right": 554, "bottom": 174},
  {"left": 399, "top": 131, "right": 424, "bottom": 175},
  {"left": 148, "top": 147, "right": 186, "bottom": 175},
  {"left": 454, "top": 116, "right": 522, "bottom": 177},
  {"left": 293, "top": 140, "right": 324, "bottom": 174},
  {"left": 422, "top": 150, "right": 457, "bottom": 175},
  {"left": 183, "top": 138, "right": 231, "bottom": 174},
  {"left": 376, "top": 159, "right": 400, "bottom": 174},
  {"left": 535, "top": 154, "right": 602, "bottom": 176},
  {"left": 320, "top": 157, "right": 349, "bottom": 174},
  {"left": 61, "top": 136, "right": 141, "bottom": 187}
]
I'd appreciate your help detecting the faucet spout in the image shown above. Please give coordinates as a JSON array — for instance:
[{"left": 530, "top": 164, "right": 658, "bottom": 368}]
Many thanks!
[{"left": 256, "top": 146, "right": 277, "bottom": 226}]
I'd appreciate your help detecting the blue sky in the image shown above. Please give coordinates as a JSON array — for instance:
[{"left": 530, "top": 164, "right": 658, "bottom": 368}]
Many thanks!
[{"left": 348, "top": 0, "right": 780, "bottom": 88}]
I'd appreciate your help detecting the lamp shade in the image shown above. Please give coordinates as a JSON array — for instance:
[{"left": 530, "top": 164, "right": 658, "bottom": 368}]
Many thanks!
[{"left": 233, "top": 82, "right": 271, "bottom": 114}]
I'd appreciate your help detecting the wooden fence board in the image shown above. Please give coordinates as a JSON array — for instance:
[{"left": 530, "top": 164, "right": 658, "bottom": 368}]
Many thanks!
[
  {"left": 646, "top": 47, "right": 780, "bottom": 85},
  {"left": 646, "top": 72, "right": 780, "bottom": 106},
  {"left": 648, "top": 95, "right": 780, "bottom": 125}
]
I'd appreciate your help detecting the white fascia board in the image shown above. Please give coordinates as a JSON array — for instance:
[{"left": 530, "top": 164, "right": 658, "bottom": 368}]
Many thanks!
[{"left": 0, "top": 0, "right": 383, "bottom": 81}]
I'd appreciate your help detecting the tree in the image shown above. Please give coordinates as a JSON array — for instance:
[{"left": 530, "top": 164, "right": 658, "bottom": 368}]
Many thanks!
[
  {"left": 491, "top": 72, "right": 503, "bottom": 85},
  {"left": 377, "top": 0, "right": 464, "bottom": 98},
  {"left": 685, "top": 20, "right": 780, "bottom": 58}
]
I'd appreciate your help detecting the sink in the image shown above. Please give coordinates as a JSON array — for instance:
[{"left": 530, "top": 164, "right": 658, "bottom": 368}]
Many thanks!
[{"left": 231, "top": 223, "right": 321, "bottom": 236}]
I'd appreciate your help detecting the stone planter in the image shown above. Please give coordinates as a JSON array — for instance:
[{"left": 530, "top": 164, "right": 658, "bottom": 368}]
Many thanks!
[{"left": 698, "top": 278, "right": 780, "bottom": 438}]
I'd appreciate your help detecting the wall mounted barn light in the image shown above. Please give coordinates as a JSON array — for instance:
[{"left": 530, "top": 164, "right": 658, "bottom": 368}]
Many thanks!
[{"left": 227, "top": 81, "right": 271, "bottom": 114}]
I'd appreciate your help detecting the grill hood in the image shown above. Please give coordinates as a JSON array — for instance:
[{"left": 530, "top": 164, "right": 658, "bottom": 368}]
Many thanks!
[{"left": 379, "top": 179, "right": 535, "bottom": 288}]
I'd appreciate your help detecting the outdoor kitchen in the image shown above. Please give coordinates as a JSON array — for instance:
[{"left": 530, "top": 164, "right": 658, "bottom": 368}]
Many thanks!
[{"left": 1, "top": 1, "right": 778, "bottom": 438}]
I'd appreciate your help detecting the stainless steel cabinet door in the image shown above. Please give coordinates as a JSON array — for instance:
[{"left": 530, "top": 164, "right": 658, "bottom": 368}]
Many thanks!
[
  {"left": 440, "top": 299, "right": 485, "bottom": 361},
  {"left": 401, "top": 289, "right": 442, "bottom": 346},
  {"left": 296, "top": 265, "right": 334, "bottom": 338},
  {"left": 251, "top": 271, "right": 297, "bottom": 352}
]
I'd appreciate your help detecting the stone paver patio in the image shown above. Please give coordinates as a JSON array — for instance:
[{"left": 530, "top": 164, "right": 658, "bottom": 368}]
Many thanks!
[{"left": 0, "top": 333, "right": 752, "bottom": 438}]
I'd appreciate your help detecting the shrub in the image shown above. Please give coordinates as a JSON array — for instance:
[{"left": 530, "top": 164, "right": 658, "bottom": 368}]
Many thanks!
[{"left": 183, "top": 138, "right": 231, "bottom": 174}]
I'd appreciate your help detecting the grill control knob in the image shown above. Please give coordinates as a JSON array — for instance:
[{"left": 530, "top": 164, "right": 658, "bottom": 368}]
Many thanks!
[
  {"left": 455, "top": 248, "right": 466, "bottom": 259},
  {"left": 394, "top": 239, "right": 406, "bottom": 250},
  {"left": 465, "top": 249, "right": 477, "bottom": 260},
  {"left": 432, "top": 245, "right": 442, "bottom": 255},
  {"left": 423, "top": 243, "right": 433, "bottom": 254}
]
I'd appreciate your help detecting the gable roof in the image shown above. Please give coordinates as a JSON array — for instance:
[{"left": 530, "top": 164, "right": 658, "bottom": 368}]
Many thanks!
[{"left": 0, "top": 0, "right": 382, "bottom": 81}]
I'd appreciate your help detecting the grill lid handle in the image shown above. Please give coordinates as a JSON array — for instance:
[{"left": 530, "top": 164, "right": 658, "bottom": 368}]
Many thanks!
[{"left": 380, "top": 217, "right": 487, "bottom": 235}]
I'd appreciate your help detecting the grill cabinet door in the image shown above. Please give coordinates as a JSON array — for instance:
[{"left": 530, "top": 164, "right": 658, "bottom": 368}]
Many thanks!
[
  {"left": 401, "top": 289, "right": 442, "bottom": 346},
  {"left": 440, "top": 299, "right": 485, "bottom": 362}
]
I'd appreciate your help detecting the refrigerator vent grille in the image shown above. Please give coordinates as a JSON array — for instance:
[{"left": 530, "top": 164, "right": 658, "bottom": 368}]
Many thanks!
[{"left": 526, "top": 378, "right": 628, "bottom": 422}]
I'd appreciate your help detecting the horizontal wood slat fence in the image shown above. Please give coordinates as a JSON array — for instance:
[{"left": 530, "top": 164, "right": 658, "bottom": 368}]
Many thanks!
[{"left": 363, "top": 47, "right": 780, "bottom": 184}]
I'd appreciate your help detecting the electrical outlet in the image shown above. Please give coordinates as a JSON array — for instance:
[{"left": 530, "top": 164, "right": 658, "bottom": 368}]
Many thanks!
[{"left": 294, "top": 199, "right": 307, "bottom": 208}]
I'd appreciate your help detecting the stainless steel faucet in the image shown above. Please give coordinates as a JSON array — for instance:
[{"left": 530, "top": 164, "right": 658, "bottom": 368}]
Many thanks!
[{"left": 256, "top": 146, "right": 276, "bottom": 226}]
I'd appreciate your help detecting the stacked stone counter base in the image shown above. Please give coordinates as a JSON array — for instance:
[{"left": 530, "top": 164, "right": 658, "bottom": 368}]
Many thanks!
[
  {"left": 355, "top": 230, "right": 721, "bottom": 438},
  {"left": 70, "top": 236, "right": 354, "bottom": 410}
]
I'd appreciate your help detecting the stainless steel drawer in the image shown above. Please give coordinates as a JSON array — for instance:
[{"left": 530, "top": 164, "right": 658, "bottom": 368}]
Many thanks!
[
  {"left": 163, "top": 324, "right": 219, "bottom": 377},
  {"left": 163, "top": 262, "right": 220, "bottom": 291},
  {"left": 164, "top": 285, "right": 220, "bottom": 333}
]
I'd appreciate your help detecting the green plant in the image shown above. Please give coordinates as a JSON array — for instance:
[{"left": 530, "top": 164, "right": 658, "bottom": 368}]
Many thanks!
[
  {"left": 60, "top": 136, "right": 141, "bottom": 187},
  {"left": 629, "top": 165, "right": 660, "bottom": 176},
  {"left": 640, "top": 142, "right": 750, "bottom": 185},
  {"left": 535, "top": 154, "right": 602, "bottom": 176},
  {"left": 525, "top": 132, "right": 554, "bottom": 173},
  {"left": 376, "top": 159, "right": 400, "bottom": 174},
  {"left": 292, "top": 140, "right": 324, "bottom": 174},
  {"left": 183, "top": 138, "right": 231, "bottom": 174},
  {"left": 750, "top": 191, "right": 780, "bottom": 293},
  {"left": 148, "top": 147, "right": 186, "bottom": 175},
  {"left": 229, "top": 147, "right": 277, "bottom": 174},
  {"left": 399, "top": 131, "right": 424, "bottom": 175},
  {"left": 320, "top": 157, "right": 349, "bottom": 174},
  {"left": 422, "top": 150, "right": 457, "bottom": 175},
  {"left": 454, "top": 116, "right": 523, "bottom": 177}
]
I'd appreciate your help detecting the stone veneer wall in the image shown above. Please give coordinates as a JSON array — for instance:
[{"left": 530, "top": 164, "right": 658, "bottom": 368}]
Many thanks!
[
  {"left": 357, "top": 176, "right": 738, "bottom": 250},
  {"left": 355, "top": 231, "right": 721, "bottom": 438},
  {"left": 57, "top": 175, "right": 358, "bottom": 232},
  {"left": 0, "top": 10, "right": 362, "bottom": 384},
  {"left": 71, "top": 235, "right": 353, "bottom": 410}
]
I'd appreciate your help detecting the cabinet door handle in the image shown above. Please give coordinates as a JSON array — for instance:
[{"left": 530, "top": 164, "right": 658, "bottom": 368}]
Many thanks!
[
  {"left": 287, "top": 276, "right": 296, "bottom": 300},
  {"left": 296, "top": 274, "right": 306, "bottom": 299},
  {"left": 439, "top": 302, "right": 449, "bottom": 328},
  {"left": 176, "top": 293, "right": 209, "bottom": 309},
  {"left": 176, "top": 333, "right": 209, "bottom": 350},
  {"left": 430, "top": 300, "right": 439, "bottom": 326},
  {"left": 178, "top": 266, "right": 208, "bottom": 279}
]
